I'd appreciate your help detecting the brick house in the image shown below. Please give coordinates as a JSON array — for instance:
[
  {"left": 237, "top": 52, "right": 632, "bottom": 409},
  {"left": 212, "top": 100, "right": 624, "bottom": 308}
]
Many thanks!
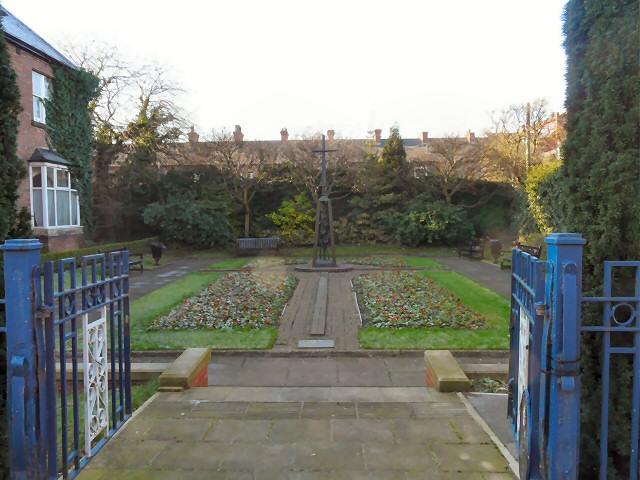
[{"left": 2, "top": 7, "right": 84, "bottom": 252}]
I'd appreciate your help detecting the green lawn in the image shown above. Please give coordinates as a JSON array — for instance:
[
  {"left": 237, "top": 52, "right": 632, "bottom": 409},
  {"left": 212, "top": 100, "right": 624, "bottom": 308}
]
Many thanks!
[
  {"left": 358, "top": 270, "right": 510, "bottom": 350},
  {"left": 403, "top": 257, "right": 443, "bottom": 268},
  {"left": 129, "top": 270, "right": 277, "bottom": 350}
]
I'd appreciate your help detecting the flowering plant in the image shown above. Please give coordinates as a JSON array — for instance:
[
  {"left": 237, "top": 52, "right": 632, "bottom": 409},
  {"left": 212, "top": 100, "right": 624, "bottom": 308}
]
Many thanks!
[
  {"left": 353, "top": 271, "right": 485, "bottom": 329},
  {"left": 342, "top": 256, "right": 407, "bottom": 267},
  {"left": 148, "top": 272, "right": 298, "bottom": 331}
]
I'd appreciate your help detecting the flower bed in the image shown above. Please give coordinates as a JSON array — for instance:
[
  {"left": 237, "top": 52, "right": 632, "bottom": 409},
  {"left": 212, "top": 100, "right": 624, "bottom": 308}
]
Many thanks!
[
  {"left": 342, "top": 256, "right": 407, "bottom": 267},
  {"left": 353, "top": 271, "right": 485, "bottom": 329},
  {"left": 243, "top": 257, "right": 308, "bottom": 268},
  {"left": 148, "top": 272, "right": 298, "bottom": 331}
]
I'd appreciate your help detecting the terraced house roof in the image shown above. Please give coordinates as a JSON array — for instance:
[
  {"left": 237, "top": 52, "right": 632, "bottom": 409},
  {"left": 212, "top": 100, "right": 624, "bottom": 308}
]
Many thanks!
[{"left": 1, "top": 6, "right": 76, "bottom": 68}]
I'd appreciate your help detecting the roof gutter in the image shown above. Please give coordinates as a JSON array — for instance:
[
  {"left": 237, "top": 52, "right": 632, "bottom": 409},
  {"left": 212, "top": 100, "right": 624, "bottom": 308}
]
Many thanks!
[{"left": 4, "top": 33, "right": 77, "bottom": 70}]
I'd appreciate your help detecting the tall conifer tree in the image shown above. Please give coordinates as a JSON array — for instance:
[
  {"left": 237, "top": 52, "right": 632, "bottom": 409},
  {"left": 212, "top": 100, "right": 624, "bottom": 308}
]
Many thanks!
[
  {"left": 0, "top": 10, "right": 22, "bottom": 477},
  {"left": 562, "top": 0, "right": 639, "bottom": 476},
  {"left": 0, "top": 12, "right": 23, "bottom": 241}
]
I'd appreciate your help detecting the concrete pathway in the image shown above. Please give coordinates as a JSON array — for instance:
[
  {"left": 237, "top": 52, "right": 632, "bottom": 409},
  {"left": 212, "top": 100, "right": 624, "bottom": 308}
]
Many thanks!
[
  {"left": 79, "top": 356, "right": 516, "bottom": 479},
  {"left": 128, "top": 256, "right": 229, "bottom": 299}
]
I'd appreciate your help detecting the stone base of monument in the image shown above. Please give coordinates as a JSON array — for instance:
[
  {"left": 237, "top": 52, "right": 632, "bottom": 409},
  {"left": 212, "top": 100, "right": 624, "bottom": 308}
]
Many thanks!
[{"left": 294, "top": 263, "right": 354, "bottom": 272}]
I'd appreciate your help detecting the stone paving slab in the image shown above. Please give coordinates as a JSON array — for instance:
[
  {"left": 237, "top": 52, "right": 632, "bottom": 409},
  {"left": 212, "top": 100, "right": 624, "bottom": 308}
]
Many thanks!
[
  {"left": 208, "top": 356, "right": 426, "bottom": 387},
  {"left": 79, "top": 386, "right": 515, "bottom": 479}
]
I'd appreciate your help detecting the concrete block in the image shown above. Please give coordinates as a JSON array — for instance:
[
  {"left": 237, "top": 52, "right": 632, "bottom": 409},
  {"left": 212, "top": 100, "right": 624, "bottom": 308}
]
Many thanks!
[
  {"left": 424, "top": 350, "right": 471, "bottom": 392},
  {"left": 159, "top": 348, "right": 211, "bottom": 391}
]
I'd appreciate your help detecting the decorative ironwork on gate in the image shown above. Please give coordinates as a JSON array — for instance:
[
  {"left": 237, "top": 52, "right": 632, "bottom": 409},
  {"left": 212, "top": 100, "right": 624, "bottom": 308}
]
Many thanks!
[
  {"left": 581, "top": 261, "right": 640, "bottom": 480},
  {"left": 508, "top": 247, "right": 546, "bottom": 479},
  {"left": 508, "top": 234, "right": 639, "bottom": 480},
  {"left": 2, "top": 239, "right": 132, "bottom": 479}
]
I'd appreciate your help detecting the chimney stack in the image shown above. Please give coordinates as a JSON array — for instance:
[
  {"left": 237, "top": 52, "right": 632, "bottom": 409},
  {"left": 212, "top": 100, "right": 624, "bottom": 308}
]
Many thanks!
[
  {"left": 374, "top": 128, "right": 382, "bottom": 144},
  {"left": 327, "top": 129, "right": 335, "bottom": 141},
  {"left": 280, "top": 128, "right": 289, "bottom": 144},
  {"left": 233, "top": 125, "right": 244, "bottom": 143},
  {"left": 188, "top": 126, "right": 199, "bottom": 143},
  {"left": 466, "top": 129, "right": 476, "bottom": 143},
  {"left": 422, "top": 132, "right": 429, "bottom": 143}
]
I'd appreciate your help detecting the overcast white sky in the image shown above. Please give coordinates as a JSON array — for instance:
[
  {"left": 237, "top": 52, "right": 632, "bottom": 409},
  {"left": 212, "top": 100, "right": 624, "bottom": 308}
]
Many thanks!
[{"left": 3, "top": 0, "right": 568, "bottom": 140}]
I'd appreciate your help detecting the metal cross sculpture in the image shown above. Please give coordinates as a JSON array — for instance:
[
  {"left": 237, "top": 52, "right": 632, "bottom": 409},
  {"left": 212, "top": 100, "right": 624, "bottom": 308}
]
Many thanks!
[{"left": 312, "top": 135, "right": 338, "bottom": 267}]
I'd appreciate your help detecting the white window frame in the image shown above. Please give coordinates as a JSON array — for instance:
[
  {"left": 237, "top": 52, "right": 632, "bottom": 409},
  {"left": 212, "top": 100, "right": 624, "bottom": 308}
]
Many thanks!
[
  {"left": 29, "top": 163, "right": 81, "bottom": 229},
  {"left": 32, "top": 71, "right": 51, "bottom": 124}
]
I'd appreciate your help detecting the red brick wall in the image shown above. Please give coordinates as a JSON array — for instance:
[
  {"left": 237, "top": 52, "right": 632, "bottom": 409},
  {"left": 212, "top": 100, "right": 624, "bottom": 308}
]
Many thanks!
[
  {"left": 7, "top": 42, "right": 52, "bottom": 210},
  {"left": 40, "top": 231, "right": 85, "bottom": 252},
  {"left": 7, "top": 42, "right": 86, "bottom": 252}
]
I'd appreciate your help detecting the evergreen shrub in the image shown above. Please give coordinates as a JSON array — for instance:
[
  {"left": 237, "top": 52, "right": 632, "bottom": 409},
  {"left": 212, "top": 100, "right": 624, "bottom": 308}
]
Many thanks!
[
  {"left": 562, "top": 0, "right": 639, "bottom": 476},
  {"left": 143, "top": 197, "right": 233, "bottom": 248},
  {"left": 387, "top": 202, "right": 474, "bottom": 247}
]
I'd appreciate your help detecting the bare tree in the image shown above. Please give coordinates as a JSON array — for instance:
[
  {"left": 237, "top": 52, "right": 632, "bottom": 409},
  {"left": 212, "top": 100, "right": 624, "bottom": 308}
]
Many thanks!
[
  {"left": 281, "top": 135, "right": 362, "bottom": 202},
  {"left": 414, "top": 134, "right": 490, "bottom": 207},
  {"left": 483, "top": 98, "right": 556, "bottom": 188},
  {"left": 207, "top": 130, "right": 279, "bottom": 237},
  {"left": 61, "top": 41, "right": 189, "bottom": 237}
]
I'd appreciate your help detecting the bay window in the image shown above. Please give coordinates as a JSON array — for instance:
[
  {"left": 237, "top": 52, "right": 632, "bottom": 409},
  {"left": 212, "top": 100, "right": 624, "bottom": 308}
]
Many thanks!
[{"left": 30, "top": 164, "right": 80, "bottom": 228}]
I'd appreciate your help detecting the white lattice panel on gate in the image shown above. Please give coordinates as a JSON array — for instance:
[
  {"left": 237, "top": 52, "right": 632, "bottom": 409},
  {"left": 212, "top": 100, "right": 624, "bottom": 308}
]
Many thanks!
[{"left": 82, "top": 307, "right": 110, "bottom": 456}]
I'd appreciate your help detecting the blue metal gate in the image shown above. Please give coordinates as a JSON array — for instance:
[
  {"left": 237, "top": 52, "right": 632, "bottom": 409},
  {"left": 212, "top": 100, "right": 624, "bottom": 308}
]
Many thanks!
[
  {"left": 509, "top": 233, "right": 640, "bottom": 479},
  {"left": 2, "top": 238, "right": 132, "bottom": 479}
]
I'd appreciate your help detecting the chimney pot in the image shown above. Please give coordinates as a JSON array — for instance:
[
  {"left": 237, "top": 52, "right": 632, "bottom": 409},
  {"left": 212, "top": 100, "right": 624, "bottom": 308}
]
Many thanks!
[
  {"left": 327, "top": 129, "right": 335, "bottom": 140},
  {"left": 374, "top": 128, "right": 382, "bottom": 144},
  {"left": 188, "top": 126, "right": 199, "bottom": 143},
  {"left": 280, "top": 128, "right": 289, "bottom": 144},
  {"left": 422, "top": 132, "right": 429, "bottom": 143}
]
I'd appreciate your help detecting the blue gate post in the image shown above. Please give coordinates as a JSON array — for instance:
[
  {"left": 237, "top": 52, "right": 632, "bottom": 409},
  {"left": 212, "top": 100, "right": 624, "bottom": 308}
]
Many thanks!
[
  {"left": 1, "top": 239, "right": 44, "bottom": 479},
  {"left": 544, "top": 233, "right": 586, "bottom": 478}
]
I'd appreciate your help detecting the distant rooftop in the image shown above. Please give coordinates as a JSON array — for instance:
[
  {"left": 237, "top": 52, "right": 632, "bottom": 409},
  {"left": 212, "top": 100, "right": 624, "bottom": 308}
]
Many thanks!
[{"left": 1, "top": 6, "right": 76, "bottom": 68}]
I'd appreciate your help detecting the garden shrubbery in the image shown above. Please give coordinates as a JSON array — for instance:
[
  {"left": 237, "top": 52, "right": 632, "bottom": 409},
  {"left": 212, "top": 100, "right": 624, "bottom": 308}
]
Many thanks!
[
  {"left": 144, "top": 197, "right": 233, "bottom": 248},
  {"left": 386, "top": 201, "right": 474, "bottom": 246}
]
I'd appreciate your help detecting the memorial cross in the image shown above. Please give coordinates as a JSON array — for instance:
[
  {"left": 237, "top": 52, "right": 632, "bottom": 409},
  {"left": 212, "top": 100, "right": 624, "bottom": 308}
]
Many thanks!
[{"left": 312, "top": 135, "right": 337, "bottom": 197}]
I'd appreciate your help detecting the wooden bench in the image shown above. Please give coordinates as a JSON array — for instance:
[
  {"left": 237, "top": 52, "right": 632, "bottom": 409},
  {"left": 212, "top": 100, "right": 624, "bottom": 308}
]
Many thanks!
[
  {"left": 99, "top": 247, "right": 144, "bottom": 273},
  {"left": 236, "top": 237, "right": 280, "bottom": 256},
  {"left": 159, "top": 348, "right": 211, "bottom": 392},
  {"left": 425, "top": 350, "right": 471, "bottom": 392},
  {"left": 457, "top": 238, "right": 484, "bottom": 260},
  {"left": 500, "top": 243, "right": 542, "bottom": 270}
]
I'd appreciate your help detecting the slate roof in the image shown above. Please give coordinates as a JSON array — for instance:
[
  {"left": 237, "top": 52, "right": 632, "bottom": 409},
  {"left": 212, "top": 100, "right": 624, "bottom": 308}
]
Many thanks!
[
  {"left": 379, "top": 138, "right": 422, "bottom": 148},
  {"left": 29, "top": 147, "right": 71, "bottom": 166},
  {"left": 1, "top": 7, "right": 76, "bottom": 68}
]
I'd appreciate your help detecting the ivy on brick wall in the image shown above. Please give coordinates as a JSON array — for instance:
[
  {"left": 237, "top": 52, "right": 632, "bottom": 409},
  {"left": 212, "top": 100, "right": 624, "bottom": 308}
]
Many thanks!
[{"left": 46, "top": 66, "right": 99, "bottom": 237}]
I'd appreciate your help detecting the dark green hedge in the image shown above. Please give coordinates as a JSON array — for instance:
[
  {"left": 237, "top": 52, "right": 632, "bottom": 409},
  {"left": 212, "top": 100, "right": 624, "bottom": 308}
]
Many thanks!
[{"left": 41, "top": 236, "right": 158, "bottom": 265}]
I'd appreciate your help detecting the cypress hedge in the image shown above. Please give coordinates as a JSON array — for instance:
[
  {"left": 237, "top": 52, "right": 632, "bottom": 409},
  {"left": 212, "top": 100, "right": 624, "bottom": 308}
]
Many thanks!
[
  {"left": 562, "top": 0, "right": 639, "bottom": 477},
  {"left": 0, "top": 10, "right": 22, "bottom": 477}
]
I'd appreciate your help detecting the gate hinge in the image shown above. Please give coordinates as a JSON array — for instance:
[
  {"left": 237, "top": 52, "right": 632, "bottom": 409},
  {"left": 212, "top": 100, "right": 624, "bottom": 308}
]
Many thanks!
[
  {"left": 535, "top": 301, "right": 549, "bottom": 317},
  {"left": 35, "top": 306, "right": 53, "bottom": 321}
]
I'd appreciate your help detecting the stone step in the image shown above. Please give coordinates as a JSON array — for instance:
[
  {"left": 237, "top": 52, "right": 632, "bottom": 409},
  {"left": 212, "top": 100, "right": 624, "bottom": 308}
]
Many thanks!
[
  {"left": 157, "top": 386, "right": 459, "bottom": 404},
  {"left": 56, "top": 362, "right": 169, "bottom": 381}
]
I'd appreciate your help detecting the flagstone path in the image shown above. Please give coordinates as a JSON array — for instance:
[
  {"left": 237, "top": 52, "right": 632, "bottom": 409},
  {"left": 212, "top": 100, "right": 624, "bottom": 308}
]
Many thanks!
[{"left": 79, "top": 356, "right": 516, "bottom": 479}]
